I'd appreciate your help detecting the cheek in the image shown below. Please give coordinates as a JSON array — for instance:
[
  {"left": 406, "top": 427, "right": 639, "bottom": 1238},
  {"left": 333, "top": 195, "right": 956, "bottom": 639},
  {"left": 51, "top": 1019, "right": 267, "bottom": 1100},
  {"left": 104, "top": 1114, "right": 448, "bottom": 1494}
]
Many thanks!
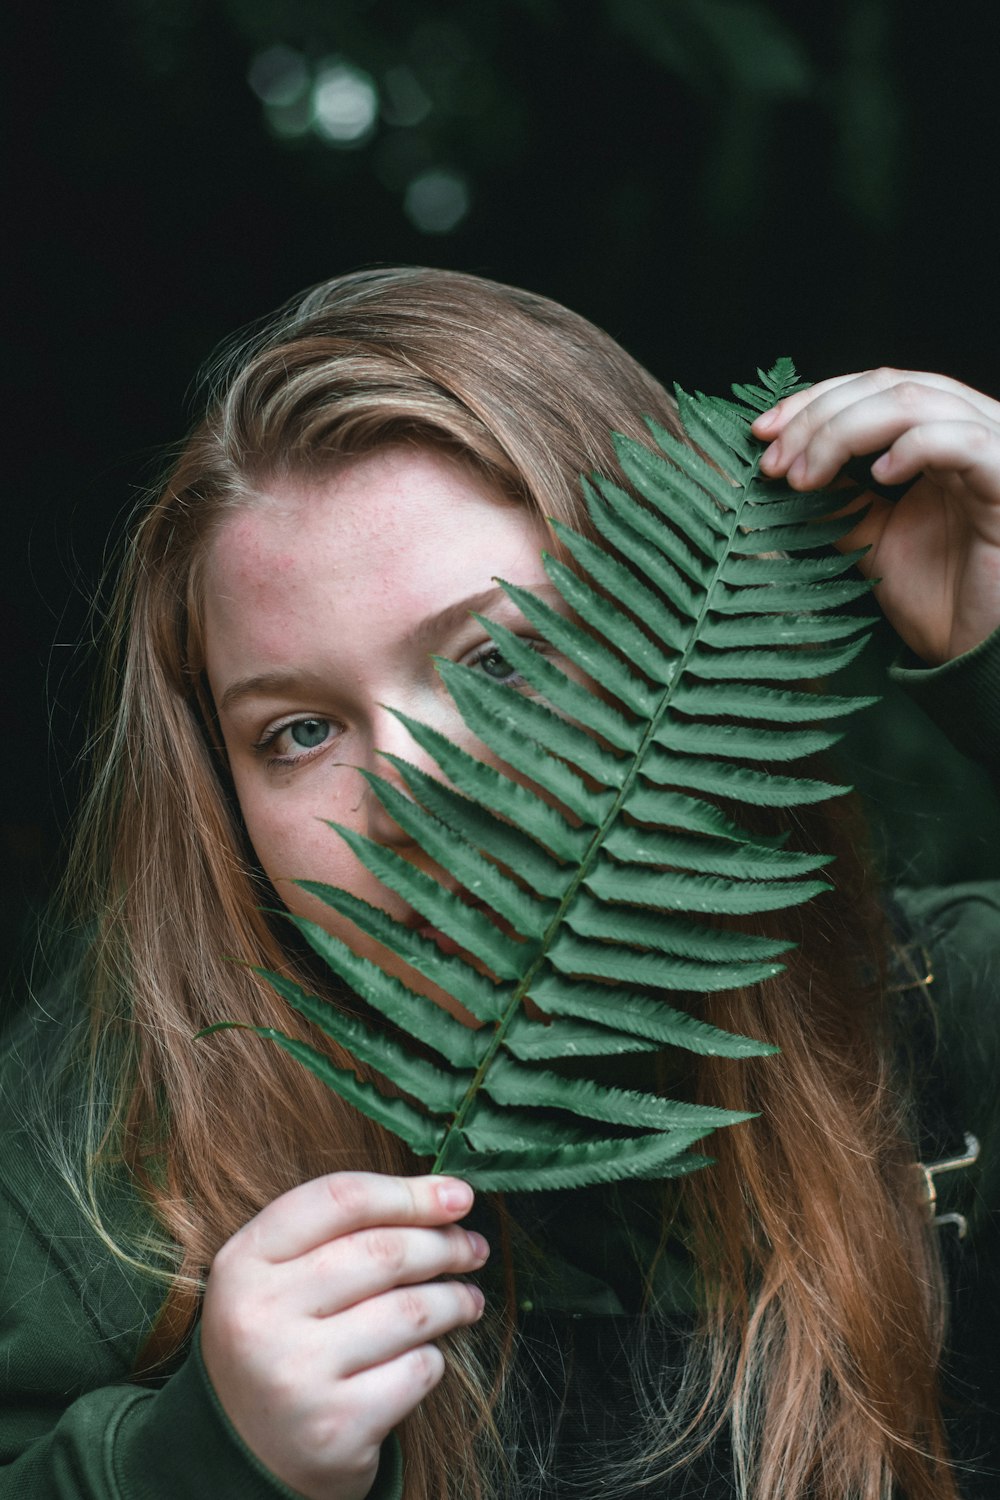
[
  {"left": 237, "top": 783, "right": 474, "bottom": 1018},
  {"left": 231, "top": 775, "right": 364, "bottom": 912}
]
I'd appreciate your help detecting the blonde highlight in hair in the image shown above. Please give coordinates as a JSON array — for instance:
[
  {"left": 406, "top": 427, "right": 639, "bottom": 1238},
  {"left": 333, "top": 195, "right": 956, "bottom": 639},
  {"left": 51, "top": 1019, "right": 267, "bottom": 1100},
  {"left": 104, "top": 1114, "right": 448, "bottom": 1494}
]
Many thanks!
[{"left": 64, "top": 267, "right": 954, "bottom": 1497}]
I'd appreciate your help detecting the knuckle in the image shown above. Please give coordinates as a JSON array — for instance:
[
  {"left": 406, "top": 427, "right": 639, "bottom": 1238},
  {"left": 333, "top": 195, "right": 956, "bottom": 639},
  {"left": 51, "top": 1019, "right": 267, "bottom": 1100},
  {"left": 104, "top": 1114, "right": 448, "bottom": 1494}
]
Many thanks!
[
  {"left": 211, "top": 1224, "right": 255, "bottom": 1276},
  {"left": 894, "top": 379, "right": 928, "bottom": 409},
  {"left": 269, "top": 1349, "right": 306, "bottom": 1405},
  {"left": 365, "top": 1227, "right": 407, "bottom": 1274},
  {"left": 964, "top": 421, "right": 991, "bottom": 454},
  {"left": 206, "top": 1288, "right": 246, "bottom": 1340},
  {"left": 398, "top": 1288, "right": 431, "bottom": 1331},
  {"left": 209, "top": 1238, "right": 238, "bottom": 1279},
  {"left": 303, "top": 1406, "right": 353, "bottom": 1459},
  {"left": 323, "top": 1172, "right": 369, "bottom": 1222}
]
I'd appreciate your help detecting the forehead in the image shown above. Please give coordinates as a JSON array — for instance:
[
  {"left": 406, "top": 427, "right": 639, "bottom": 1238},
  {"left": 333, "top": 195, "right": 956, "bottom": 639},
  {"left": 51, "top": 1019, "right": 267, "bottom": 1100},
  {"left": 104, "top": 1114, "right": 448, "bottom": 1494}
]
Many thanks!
[
  {"left": 200, "top": 446, "right": 550, "bottom": 661},
  {"left": 210, "top": 445, "right": 545, "bottom": 575}
]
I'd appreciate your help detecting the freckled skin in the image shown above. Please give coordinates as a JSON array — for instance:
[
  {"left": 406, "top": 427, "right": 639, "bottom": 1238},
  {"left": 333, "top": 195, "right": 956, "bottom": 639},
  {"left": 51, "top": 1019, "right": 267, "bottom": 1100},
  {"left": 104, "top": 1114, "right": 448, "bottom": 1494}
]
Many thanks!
[{"left": 203, "top": 446, "right": 550, "bottom": 1014}]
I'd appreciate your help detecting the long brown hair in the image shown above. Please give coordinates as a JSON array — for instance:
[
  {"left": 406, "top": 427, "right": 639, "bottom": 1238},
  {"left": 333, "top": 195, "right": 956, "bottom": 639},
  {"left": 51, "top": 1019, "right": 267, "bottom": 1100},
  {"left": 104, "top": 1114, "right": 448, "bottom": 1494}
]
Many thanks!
[{"left": 65, "top": 267, "right": 953, "bottom": 1498}]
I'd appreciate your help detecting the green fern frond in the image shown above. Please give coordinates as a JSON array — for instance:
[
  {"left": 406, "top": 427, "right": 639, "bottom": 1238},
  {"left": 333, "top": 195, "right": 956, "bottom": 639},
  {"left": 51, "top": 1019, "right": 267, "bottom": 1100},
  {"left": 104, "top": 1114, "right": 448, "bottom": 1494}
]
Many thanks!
[{"left": 216, "top": 360, "right": 878, "bottom": 1192}]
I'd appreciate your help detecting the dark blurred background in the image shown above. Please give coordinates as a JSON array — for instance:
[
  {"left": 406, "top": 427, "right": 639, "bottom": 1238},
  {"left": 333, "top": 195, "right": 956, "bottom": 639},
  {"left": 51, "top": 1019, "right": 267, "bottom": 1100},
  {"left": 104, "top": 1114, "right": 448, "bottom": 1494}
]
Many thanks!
[{"left": 6, "top": 0, "right": 1000, "bottom": 978}]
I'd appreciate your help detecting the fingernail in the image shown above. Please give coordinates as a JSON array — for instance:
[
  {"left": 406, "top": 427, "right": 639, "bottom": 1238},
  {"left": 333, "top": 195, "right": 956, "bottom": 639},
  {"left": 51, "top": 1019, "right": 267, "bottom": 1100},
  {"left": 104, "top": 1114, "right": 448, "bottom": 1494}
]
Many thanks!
[
  {"left": 437, "top": 1178, "right": 473, "bottom": 1214},
  {"left": 469, "top": 1284, "right": 486, "bottom": 1314},
  {"left": 870, "top": 452, "right": 891, "bottom": 478},
  {"left": 466, "top": 1230, "right": 490, "bottom": 1262},
  {"left": 788, "top": 455, "right": 807, "bottom": 485},
  {"left": 759, "top": 442, "right": 781, "bottom": 473},
  {"left": 752, "top": 409, "right": 778, "bottom": 431}
]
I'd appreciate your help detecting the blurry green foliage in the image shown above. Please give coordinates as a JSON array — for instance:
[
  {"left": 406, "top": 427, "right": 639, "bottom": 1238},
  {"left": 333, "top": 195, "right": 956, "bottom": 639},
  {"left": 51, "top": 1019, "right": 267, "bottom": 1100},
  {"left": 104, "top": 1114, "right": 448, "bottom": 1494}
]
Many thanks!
[
  {"left": 608, "top": 0, "right": 813, "bottom": 96},
  {"left": 119, "top": 0, "right": 905, "bottom": 231}
]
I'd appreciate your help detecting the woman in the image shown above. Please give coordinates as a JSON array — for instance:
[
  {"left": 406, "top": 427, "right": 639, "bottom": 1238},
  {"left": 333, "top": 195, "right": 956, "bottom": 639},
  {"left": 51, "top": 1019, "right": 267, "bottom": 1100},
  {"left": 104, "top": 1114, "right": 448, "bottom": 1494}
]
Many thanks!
[{"left": 1, "top": 267, "right": 998, "bottom": 1499}]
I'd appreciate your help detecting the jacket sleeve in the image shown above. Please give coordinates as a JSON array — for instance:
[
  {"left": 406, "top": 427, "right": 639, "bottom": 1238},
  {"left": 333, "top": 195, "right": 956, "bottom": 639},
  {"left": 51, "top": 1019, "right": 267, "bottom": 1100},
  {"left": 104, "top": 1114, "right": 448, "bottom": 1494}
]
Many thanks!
[
  {"left": 890, "top": 622, "right": 1000, "bottom": 787},
  {"left": 0, "top": 1141, "right": 404, "bottom": 1499},
  {"left": 889, "top": 621, "right": 1000, "bottom": 1225}
]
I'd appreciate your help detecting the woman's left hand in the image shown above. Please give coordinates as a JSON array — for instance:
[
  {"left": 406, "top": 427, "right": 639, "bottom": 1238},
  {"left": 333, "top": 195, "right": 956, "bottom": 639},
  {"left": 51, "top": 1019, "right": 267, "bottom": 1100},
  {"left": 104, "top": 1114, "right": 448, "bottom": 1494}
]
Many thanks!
[{"left": 751, "top": 368, "right": 1000, "bottom": 665}]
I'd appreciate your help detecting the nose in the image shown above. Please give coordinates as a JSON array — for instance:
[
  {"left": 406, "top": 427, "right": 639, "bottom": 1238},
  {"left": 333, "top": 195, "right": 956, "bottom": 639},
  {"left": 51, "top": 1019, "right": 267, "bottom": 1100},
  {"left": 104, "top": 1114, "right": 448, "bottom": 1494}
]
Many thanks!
[{"left": 359, "top": 703, "right": 442, "bottom": 848}]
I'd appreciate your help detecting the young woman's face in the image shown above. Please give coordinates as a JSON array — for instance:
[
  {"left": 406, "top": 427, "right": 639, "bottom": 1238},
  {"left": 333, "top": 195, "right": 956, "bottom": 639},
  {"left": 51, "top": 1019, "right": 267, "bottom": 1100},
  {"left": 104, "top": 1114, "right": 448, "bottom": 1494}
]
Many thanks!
[{"left": 203, "top": 445, "right": 552, "bottom": 1016}]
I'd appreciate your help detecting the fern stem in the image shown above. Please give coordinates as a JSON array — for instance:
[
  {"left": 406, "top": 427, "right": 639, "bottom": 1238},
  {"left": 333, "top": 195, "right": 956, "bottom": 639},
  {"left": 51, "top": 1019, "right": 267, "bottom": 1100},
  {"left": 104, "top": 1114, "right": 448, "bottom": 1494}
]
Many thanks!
[{"left": 431, "top": 443, "right": 765, "bottom": 1173}]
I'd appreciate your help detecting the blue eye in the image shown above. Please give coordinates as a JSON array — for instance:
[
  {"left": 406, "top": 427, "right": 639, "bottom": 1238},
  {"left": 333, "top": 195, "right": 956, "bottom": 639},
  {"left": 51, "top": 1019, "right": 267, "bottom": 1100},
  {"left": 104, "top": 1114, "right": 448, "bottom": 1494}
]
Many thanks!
[
  {"left": 289, "top": 718, "right": 330, "bottom": 748},
  {"left": 476, "top": 646, "right": 519, "bottom": 682}
]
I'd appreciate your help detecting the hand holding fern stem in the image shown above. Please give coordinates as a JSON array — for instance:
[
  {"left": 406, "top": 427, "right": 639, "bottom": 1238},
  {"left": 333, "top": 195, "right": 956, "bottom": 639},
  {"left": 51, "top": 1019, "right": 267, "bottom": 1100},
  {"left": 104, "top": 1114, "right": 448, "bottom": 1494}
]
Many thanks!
[
  {"left": 753, "top": 368, "right": 1000, "bottom": 666},
  {"left": 200, "top": 1172, "right": 487, "bottom": 1500}
]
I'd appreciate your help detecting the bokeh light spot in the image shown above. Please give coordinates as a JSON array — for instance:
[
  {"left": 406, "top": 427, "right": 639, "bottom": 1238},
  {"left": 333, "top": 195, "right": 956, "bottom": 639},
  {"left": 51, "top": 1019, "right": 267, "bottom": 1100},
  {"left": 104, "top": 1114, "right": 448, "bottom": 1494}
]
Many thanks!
[
  {"left": 248, "top": 44, "right": 310, "bottom": 108},
  {"left": 312, "top": 60, "right": 379, "bottom": 147},
  {"left": 403, "top": 169, "right": 470, "bottom": 234},
  {"left": 381, "top": 64, "right": 433, "bottom": 127}
]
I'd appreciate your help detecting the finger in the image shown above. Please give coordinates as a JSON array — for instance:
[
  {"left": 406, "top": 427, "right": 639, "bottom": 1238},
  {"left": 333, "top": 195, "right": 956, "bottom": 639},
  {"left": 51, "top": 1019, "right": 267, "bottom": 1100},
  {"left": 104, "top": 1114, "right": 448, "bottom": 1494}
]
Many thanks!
[
  {"left": 874, "top": 421, "right": 1000, "bottom": 518},
  {"left": 753, "top": 368, "right": 1000, "bottom": 443},
  {"left": 294, "top": 1223, "right": 491, "bottom": 1318},
  {"left": 331, "top": 1280, "right": 486, "bottom": 1377},
  {"left": 756, "top": 375, "right": 966, "bottom": 472},
  {"left": 751, "top": 372, "right": 866, "bottom": 435},
  {"left": 242, "top": 1173, "right": 474, "bottom": 1263},
  {"left": 335, "top": 1343, "right": 448, "bottom": 1448},
  {"left": 760, "top": 386, "right": 992, "bottom": 490}
]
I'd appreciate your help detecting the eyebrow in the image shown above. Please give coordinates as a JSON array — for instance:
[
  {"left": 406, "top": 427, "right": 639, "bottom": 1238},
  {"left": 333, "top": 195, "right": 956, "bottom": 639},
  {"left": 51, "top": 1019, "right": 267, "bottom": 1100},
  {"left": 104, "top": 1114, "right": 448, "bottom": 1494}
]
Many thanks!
[
  {"left": 218, "top": 668, "right": 333, "bottom": 714},
  {"left": 409, "top": 583, "right": 516, "bottom": 645},
  {"left": 217, "top": 582, "right": 558, "bottom": 713}
]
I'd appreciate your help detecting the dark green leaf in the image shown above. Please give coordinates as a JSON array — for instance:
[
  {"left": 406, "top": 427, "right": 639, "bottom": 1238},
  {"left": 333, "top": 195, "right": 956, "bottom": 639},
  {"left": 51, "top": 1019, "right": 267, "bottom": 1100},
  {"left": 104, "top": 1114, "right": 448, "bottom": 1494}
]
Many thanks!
[
  {"left": 603, "top": 825, "right": 829, "bottom": 877},
  {"left": 260, "top": 970, "right": 468, "bottom": 1113},
  {"left": 438, "top": 1127, "right": 715, "bottom": 1191},
  {"left": 503, "top": 1010, "right": 659, "bottom": 1059},
  {"left": 549, "top": 518, "right": 694, "bottom": 651},
  {"left": 622, "top": 784, "right": 787, "bottom": 844},
  {"left": 688, "top": 634, "right": 871, "bottom": 679},
  {"left": 470, "top": 613, "right": 641, "bottom": 751},
  {"left": 652, "top": 717, "right": 841, "bottom": 762},
  {"left": 528, "top": 970, "right": 779, "bottom": 1055},
  {"left": 359, "top": 771, "right": 552, "bottom": 939},
  {"left": 564, "top": 892, "right": 792, "bottom": 960},
  {"left": 721, "top": 548, "right": 870, "bottom": 584},
  {"left": 699, "top": 613, "right": 870, "bottom": 647},
  {"left": 289, "top": 893, "right": 510, "bottom": 1027},
  {"left": 254, "top": 1030, "right": 440, "bottom": 1156},
  {"left": 586, "top": 859, "right": 830, "bottom": 914},
  {"left": 641, "top": 750, "right": 847, "bottom": 805},
  {"left": 547, "top": 930, "right": 784, "bottom": 989},
  {"left": 497, "top": 582, "right": 657, "bottom": 715},
  {"left": 543, "top": 554, "right": 684, "bottom": 677},
  {"left": 617, "top": 430, "right": 734, "bottom": 536},
  {"left": 386, "top": 708, "right": 588, "bottom": 862},
  {"left": 380, "top": 754, "right": 575, "bottom": 898},
  {"left": 321, "top": 823, "right": 531, "bottom": 980},
  {"left": 674, "top": 386, "right": 754, "bottom": 469},
  {"left": 436, "top": 659, "right": 620, "bottom": 820},
  {"left": 711, "top": 579, "right": 875, "bottom": 614},
  {"left": 485, "top": 1052, "right": 752, "bottom": 1130},
  {"left": 671, "top": 681, "right": 877, "bottom": 722},
  {"left": 585, "top": 476, "right": 712, "bottom": 587}
]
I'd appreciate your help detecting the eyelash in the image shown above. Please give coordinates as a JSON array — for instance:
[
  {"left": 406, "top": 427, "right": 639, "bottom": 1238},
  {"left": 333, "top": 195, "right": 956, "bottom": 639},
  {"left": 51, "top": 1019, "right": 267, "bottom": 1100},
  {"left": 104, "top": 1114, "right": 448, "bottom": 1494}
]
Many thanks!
[
  {"left": 253, "top": 717, "right": 338, "bottom": 769},
  {"left": 464, "top": 636, "right": 546, "bottom": 686}
]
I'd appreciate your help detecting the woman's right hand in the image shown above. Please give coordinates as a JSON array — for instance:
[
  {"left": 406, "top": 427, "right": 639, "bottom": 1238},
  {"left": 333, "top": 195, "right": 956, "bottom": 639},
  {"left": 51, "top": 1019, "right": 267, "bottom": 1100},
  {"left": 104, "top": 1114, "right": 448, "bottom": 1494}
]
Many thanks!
[{"left": 200, "top": 1172, "right": 489, "bottom": 1500}]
